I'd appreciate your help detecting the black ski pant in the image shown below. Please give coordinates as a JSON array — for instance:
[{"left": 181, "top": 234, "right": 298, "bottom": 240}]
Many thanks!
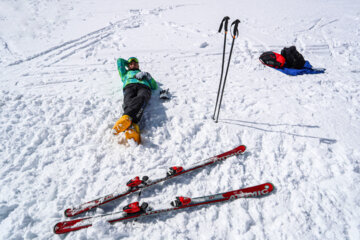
[{"left": 123, "top": 83, "right": 151, "bottom": 124}]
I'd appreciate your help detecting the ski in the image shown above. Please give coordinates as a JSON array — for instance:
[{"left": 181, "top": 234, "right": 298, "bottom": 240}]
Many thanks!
[
  {"left": 64, "top": 145, "right": 246, "bottom": 217},
  {"left": 54, "top": 182, "right": 274, "bottom": 234}
]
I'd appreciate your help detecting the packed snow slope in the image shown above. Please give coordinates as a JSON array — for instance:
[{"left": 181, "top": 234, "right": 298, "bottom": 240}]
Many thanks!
[{"left": 1, "top": 0, "right": 360, "bottom": 239}]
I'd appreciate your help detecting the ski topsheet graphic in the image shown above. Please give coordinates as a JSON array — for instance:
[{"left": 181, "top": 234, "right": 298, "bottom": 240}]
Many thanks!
[
  {"left": 64, "top": 145, "right": 246, "bottom": 217},
  {"left": 54, "top": 182, "right": 274, "bottom": 234}
]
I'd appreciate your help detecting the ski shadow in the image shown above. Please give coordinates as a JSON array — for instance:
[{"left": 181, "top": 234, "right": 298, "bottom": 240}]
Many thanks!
[{"left": 220, "top": 119, "right": 337, "bottom": 145}]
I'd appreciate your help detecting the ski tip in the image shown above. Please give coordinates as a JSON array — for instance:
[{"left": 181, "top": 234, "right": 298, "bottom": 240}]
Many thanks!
[
  {"left": 255, "top": 182, "right": 275, "bottom": 198},
  {"left": 239, "top": 145, "right": 246, "bottom": 152},
  {"left": 266, "top": 182, "right": 276, "bottom": 194},
  {"left": 254, "top": 182, "right": 275, "bottom": 198},
  {"left": 53, "top": 219, "right": 91, "bottom": 234},
  {"left": 263, "top": 182, "right": 274, "bottom": 193},
  {"left": 234, "top": 145, "right": 246, "bottom": 154}
]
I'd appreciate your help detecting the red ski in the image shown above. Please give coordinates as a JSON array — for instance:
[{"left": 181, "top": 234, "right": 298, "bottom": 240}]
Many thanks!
[
  {"left": 64, "top": 145, "right": 246, "bottom": 217},
  {"left": 54, "top": 182, "right": 274, "bottom": 234}
]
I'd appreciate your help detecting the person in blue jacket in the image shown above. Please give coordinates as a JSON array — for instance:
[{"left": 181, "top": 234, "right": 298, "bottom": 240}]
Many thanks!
[{"left": 112, "top": 57, "right": 158, "bottom": 144}]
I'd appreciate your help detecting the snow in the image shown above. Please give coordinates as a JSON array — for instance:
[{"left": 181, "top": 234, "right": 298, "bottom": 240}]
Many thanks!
[{"left": 1, "top": 0, "right": 360, "bottom": 239}]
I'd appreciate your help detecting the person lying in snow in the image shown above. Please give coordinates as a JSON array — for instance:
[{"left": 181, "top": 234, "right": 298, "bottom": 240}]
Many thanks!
[{"left": 112, "top": 57, "right": 158, "bottom": 144}]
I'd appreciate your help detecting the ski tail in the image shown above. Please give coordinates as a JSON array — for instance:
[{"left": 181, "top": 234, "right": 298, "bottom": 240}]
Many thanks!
[
  {"left": 54, "top": 218, "right": 92, "bottom": 234},
  {"left": 64, "top": 191, "right": 132, "bottom": 217}
]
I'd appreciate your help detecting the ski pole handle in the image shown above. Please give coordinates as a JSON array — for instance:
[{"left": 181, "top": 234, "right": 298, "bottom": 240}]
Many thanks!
[
  {"left": 218, "top": 16, "right": 230, "bottom": 33},
  {"left": 230, "top": 19, "right": 241, "bottom": 38}
]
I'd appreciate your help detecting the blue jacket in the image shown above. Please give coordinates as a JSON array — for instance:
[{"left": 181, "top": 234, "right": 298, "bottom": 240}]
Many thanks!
[{"left": 275, "top": 61, "right": 325, "bottom": 76}]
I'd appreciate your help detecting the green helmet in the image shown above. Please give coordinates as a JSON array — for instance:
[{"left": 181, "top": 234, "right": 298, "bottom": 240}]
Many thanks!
[{"left": 128, "top": 57, "right": 139, "bottom": 63}]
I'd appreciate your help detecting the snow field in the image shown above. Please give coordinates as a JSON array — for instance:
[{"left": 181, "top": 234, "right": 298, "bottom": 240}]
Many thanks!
[{"left": 0, "top": 0, "right": 360, "bottom": 239}]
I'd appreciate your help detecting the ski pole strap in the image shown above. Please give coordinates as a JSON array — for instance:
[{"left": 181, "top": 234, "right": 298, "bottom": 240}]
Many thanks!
[
  {"left": 230, "top": 19, "right": 241, "bottom": 38},
  {"left": 218, "top": 16, "right": 230, "bottom": 33}
]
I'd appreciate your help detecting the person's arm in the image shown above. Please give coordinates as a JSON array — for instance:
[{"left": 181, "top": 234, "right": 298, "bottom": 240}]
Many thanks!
[
  {"left": 148, "top": 77, "right": 158, "bottom": 90},
  {"left": 116, "top": 58, "right": 128, "bottom": 81},
  {"left": 135, "top": 71, "right": 158, "bottom": 90}
]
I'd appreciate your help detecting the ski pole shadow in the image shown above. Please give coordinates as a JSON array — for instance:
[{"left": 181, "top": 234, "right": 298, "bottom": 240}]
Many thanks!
[{"left": 220, "top": 119, "right": 337, "bottom": 145}]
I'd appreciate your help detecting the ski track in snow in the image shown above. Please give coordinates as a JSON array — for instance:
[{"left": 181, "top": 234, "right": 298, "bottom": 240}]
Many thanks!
[{"left": 1, "top": 0, "right": 360, "bottom": 239}]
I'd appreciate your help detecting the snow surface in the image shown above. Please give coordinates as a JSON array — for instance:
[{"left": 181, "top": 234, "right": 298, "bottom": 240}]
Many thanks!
[{"left": 1, "top": 0, "right": 360, "bottom": 239}]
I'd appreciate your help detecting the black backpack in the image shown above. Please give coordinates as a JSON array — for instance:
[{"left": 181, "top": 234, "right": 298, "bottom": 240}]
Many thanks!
[
  {"left": 281, "top": 46, "right": 305, "bottom": 69},
  {"left": 259, "top": 51, "right": 286, "bottom": 69}
]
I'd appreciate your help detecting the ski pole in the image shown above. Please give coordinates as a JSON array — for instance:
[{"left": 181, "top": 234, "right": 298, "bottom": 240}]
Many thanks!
[
  {"left": 212, "top": 16, "right": 230, "bottom": 120},
  {"left": 214, "top": 19, "right": 240, "bottom": 123}
]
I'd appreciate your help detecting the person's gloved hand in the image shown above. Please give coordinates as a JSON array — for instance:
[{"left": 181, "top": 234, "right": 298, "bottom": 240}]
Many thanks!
[
  {"left": 135, "top": 72, "right": 152, "bottom": 81},
  {"left": 160, "top": 89, "right": 170, "bottom": 99}
]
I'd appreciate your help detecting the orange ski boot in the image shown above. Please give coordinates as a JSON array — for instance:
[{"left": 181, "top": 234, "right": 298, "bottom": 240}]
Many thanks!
[
  {"left": 112, "top": 115, "right": 132, "bottom": 135},
  {"left": 124, "top": 123, "right": 141, "bottom": 144}
]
